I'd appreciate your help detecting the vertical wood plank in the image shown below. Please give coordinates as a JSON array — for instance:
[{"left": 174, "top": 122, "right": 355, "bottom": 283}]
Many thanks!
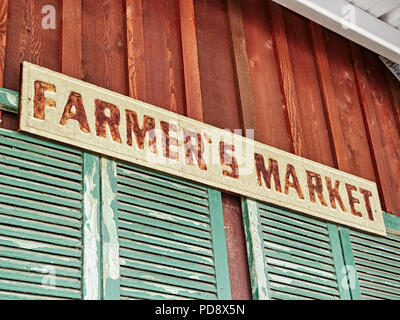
[
  {"left": 351, "top": 44, "right": 400, "bottom": 216},
  {"left": 100, "top": 157, "right": 120, "bottom": 300},
  {"left": 125, "top": 0, "right": 146, "bottom": 101},
  {"left": 0, "top": 0, "right": 8, "bottom": 87},
  {"left": 141, "top": 0, "right": 185, "bottom": 114},
  {"left": 0, "top": 0, "right": 8, "bottom": 125},
  {"left": 2, "top": 0, "right": 60, "bottom": 130},
  {"left": 61, "top": 0, "right": 82, "bottom": 79},
  {"left": 241, "top": 0, "right": 291, "bottom": 151},
  {"left": 194, "top": 0, "right": 241, "bottom": 130},
  {"left": 179, "top": 0, "right": 203, "bottom": 121},
  {"left": 82, "top": 0, "right": 128, "bottom": 95},
  {"left": 269, "top": 4, "right": 335, "bottom": 166},
  {"left": 310, "top": 24, "right": 376, "bottom": 181},
  {"left": 383, "top": 65, "right": 400, "bottom": 135},
  {"left": 221, "top": 193, "right": 252, "bottom": 300},
  {"left": 227, "top": 0, "right": 255, "bottom": 133},
  {"left": 82, "top": 152, "right": 102, "bottom": 300},
  {"left": 208, "top": 188, "right": 232, "bottom": 299}
]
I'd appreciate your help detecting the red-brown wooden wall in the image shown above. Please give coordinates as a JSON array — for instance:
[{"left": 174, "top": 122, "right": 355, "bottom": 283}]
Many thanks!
[{"left": 0, "top": 0, "right": 399, "bottom": 299}]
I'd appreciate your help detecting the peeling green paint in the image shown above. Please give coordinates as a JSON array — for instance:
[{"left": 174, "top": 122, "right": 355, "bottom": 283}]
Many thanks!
[
  {"left": 100, "top": 157, "right": 120, "bottom": 300},
  {"left": 82, "top": 153, "right": 101, "bottom": 300},
  {"left": 241, "top": 199, "right": 270, "bottom": 300}
]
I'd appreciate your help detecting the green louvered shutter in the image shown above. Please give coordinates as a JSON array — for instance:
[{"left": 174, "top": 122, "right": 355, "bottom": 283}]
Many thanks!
[
  {"left": 0, "top": 129, "right": 83, "bottom": 300},
  {"left": 243, "top": 200, "right": 346, "bottom": 300},
  {"left": 116, "top": 162, "right": 230, "bottom": 300},
  {"left": 347, "top": 229, "right": 400, "bottom": 300}
]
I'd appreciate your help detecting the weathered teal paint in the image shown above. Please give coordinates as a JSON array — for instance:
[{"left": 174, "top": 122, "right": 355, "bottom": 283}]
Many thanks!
[
  {"left": 383, "top": 212, "right": 400, "bottom": 234},
  {"left": 338, "top": 227, "right": 362, "bottom": 300},
  {"left": 0, "top": 128, "right": 83, "bottom": 300},
  {"left": 100, "top": 157, "right": 120, "bottom": 300},
  {"left": 0, "top": 88, "right": 19, "bottom": 113},
  {"left": 208, "top": 188, "right": 232, "bottom": 300},
  {"left": 241, "top": 198, "right": 270, "bottom": 300},
  {"left": 82, "top": 152, "right": 102, "bottom": 300},
  {"left": 327, "top": 223, "right": 351, "bottom": 300}
]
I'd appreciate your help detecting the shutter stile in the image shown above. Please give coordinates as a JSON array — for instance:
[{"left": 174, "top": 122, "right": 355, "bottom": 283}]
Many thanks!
[
  {"left": 258, "top": 203, "right": 341, "bottom": 300},
  {"left": 349, "top": 229, "right": 400, "bottom": 300},
  {"left": 116, "top": 162, "right": 219, "bottom": 300},
  {"left": 0, "top": 129, "right": 83, "bottom": 300}
]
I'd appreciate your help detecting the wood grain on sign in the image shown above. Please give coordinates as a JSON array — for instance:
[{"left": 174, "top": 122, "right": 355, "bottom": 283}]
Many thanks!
[{"left": 20, "top": 62, "right": 386, "bottom": 236}]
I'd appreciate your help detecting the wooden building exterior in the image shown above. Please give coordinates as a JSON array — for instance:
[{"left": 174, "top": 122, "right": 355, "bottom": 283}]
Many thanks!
[{"left": 0, "top": 0, "right": 399, "bottom": 300}]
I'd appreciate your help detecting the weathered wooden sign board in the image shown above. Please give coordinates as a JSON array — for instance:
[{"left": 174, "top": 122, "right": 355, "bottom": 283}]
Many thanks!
[{"left": 20, "top": 62, "right": 386, "bottom": 236}]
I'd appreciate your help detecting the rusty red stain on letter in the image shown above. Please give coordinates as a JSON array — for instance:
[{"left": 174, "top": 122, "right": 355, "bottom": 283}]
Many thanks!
[
  {"left": 59, "top": 92, "right": 91, "bottom": 133},
  {"left": 94, "top": 99, "right": 122, "bottom": 143},
  {"left": 33, "top": 81, "right": 56, "bottom": 120}
]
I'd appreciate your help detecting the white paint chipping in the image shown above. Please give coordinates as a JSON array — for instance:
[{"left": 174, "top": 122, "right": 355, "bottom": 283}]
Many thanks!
[{"left": 83, "top": 163, "right": 100, "bottom": 300}]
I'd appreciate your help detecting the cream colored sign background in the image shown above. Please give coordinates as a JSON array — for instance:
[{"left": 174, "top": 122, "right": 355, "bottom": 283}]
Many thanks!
[{"left": 20, "top": 62, "right": 386, "bottom": 236}]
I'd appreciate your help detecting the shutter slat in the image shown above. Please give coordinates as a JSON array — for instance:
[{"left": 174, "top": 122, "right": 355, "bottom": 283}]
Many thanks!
[
  {"left": 118, "top": 163, "right": 207, "bottom": 194},
  {"left": 0, "top": 163, "right": 82, "bottom": 192},
  {"left": 120, "top": 257, "right": 216, "bottom": 284},
  {"left": 0, "top": 268, "right": 81, "bottom": 289},
  {"left": 0, "top": 174, "right": 82, "bottom": 200},
  {"left": 263, "top": 233, "right": 333, "bottom": 258},
  {"left": 118, "top": 186, "right": 210, "bottom": 215},
  {"left": 260, "top": 210, "right": 329, "bottom": 235},
  {"left": 265, "top": 241, "right": 334, "bottom": 265},
  {"left": 120, "top": 267, "right": 216, "bottom": 293},
  {"left": 0, "top": 215, "right": 81, "bottom": 238},
  {"left": 120, "top": 278, "right": 216, "bottom": 300},
  {"left": 118, "top": 211, "right": 212, "bottom": 240},
  {"left": 0, "top": 184, "right": 82, "bottom": 209},
  {"left": 118, "top": 219, "right": 212, "bottom": 250},
  {"left": 0, "top": 279, "right": 80, "bottom": 299},
  {"left": 261, "top": 225, "right": 331, "bottom": 250},
  {"left": 260, "top": 216, "right": 329, "bottom": 242},
  {"left": 0, "top": 129, "right": 83, "bottom": 300},
  {"left": 119, "top": 248, "right": 215, "bottom": 275},
  {"left": 349, "top": 229, "right": 400, "bottom": 300},
  {"left": 119, "top": 238, "right": 214, "bottom": 266},
  {"left": 0, "top": 207, "right": 81, "bottom": 229},
  {"left": 118, "top": 196, "right": 210, "bottom": 223},
  {"left": 0, "top": 258, "right": 80, "bottom": 278},
  {"left": 0, "top": 194, "right": 81, "bottom": 219},
  {"left": 120, "top": 286, "right": 192, "bottom": 300},
  {"left": 0, "top": 135, "right": 82, "bottom": 164},
  {"left": 117, "top": 163, "right": 221, "bottom": 300},
  {"left": 0, "top": 129, "right": 81, "bottom": 155},
  {"left": 118, "top": 204, "right": 211, "bottom": 231},
  {"left": 0, "top": 237, "right": 81, "bottom": 258},
  {"left": 0, "top": 145, "right": 81, "bottom": 173},
  {"left": 0, "top": 246, "right": 81, "bottom": 268},
  {"left": 257, "top": 203, "right": 341, "bottom": 300},
  {"left": 268, "top": 273, "right": 339, "bottom": 296},
  {"left": 117, "top": 175, "right": 208, "bottom": 206}
]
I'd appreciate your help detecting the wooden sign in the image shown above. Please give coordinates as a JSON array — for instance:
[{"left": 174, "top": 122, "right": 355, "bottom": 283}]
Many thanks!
[{"left": 19, "top": 62, "right": 386, "bottom": 236}]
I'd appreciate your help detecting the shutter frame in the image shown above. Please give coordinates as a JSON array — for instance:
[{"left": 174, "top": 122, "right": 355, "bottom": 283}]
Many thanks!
[
  {"left": 242, "top": 198, "right": 348, "bottom": 300},
  {"left": 341, "top": 212, "right": 400, "bottom": 300}
]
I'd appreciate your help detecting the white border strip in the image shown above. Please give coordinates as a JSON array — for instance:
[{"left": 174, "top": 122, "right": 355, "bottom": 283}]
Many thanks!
[{"left": 273, "top": 0, "right": 400, "bottom": 64}]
